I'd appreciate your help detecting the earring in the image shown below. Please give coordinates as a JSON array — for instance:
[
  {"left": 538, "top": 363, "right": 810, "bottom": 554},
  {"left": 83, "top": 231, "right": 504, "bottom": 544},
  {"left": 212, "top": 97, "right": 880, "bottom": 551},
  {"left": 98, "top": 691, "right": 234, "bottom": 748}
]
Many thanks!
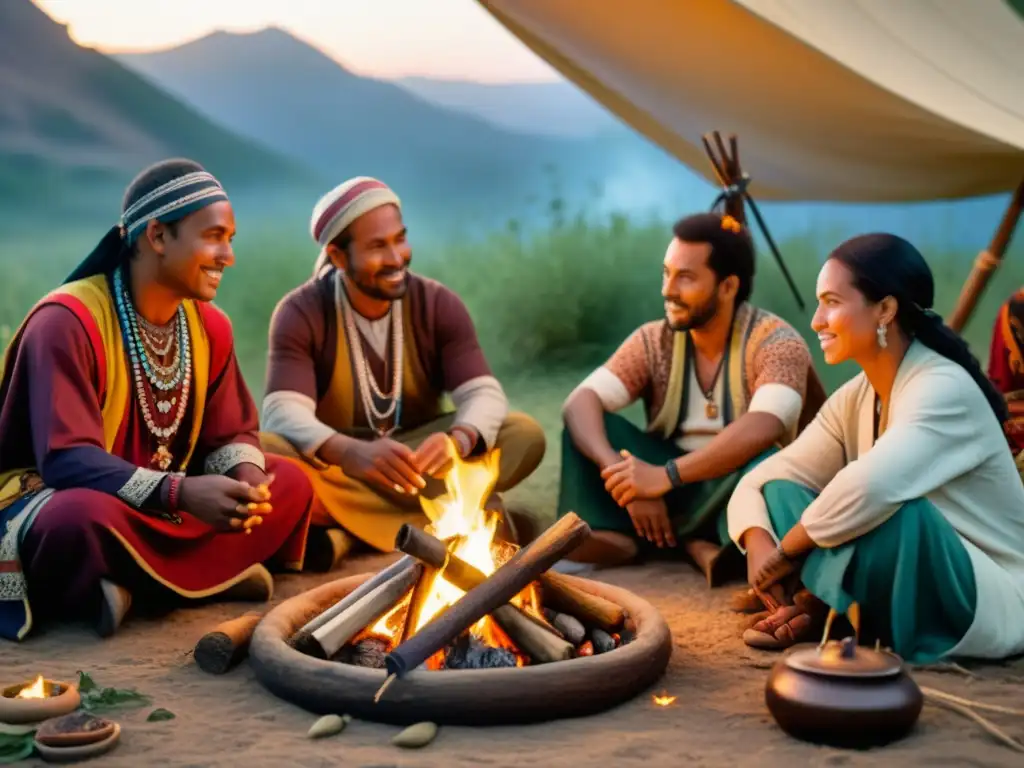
[{"left": 877, "top": 323, "right": 888, "bottom": 349}]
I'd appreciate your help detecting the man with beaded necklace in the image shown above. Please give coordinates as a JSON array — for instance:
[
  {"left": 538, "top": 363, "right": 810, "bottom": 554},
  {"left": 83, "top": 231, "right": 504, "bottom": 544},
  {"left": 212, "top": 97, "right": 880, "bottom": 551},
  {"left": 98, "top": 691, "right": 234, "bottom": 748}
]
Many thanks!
[
  {"left": 260, "top": 177, "right": 547, "bottom": 567},
  {"left": 0, "top": 159, "right": 317, "bottom": 641}
]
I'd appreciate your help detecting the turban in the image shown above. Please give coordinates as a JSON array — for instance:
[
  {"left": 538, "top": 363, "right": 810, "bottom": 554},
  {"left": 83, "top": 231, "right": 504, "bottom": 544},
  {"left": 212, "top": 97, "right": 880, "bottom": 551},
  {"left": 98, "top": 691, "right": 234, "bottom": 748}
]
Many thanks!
[
  {"left": 64, "top": 159, "right": 229, "bottom": 285},
  {"left": 310, "top": 177, "right": 401, "bottom": 278}
]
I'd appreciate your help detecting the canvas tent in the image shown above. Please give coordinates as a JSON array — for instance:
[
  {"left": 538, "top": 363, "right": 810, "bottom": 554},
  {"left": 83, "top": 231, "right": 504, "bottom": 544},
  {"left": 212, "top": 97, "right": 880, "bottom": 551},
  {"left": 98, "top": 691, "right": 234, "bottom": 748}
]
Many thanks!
[{"left": 476, "top": 0, "right": 1024, "bottom": 328}]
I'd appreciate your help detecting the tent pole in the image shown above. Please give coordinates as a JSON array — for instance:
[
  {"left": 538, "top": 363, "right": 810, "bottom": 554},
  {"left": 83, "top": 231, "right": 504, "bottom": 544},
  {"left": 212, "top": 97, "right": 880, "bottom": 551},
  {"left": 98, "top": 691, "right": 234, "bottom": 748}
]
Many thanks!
[{"left": 947, "top": 175, "right": 1024, "bottom": 334}]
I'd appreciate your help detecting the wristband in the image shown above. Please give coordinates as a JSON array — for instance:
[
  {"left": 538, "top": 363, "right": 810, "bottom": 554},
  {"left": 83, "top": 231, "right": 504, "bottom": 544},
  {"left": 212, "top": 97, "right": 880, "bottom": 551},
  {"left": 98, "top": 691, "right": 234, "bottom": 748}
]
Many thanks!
[
  {"left": 665, "top": 459, "right": 685, "bottom": 490},
  {"left": 167, "top": 474, "right": 183, "bottom": 513}
]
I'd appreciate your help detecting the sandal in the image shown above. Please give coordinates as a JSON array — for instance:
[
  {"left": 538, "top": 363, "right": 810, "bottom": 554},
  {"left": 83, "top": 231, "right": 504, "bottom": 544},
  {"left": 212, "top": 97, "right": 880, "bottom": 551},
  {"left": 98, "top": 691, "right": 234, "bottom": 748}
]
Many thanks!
[{"left": 741, "top": 590, "right": 826, "bottom": 650}]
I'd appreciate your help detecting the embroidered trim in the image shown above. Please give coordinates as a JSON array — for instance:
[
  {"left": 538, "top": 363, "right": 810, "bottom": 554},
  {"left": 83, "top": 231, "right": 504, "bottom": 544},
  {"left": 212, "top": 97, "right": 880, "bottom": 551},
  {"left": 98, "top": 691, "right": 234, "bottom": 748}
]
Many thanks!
[
  {"left": 0, "top": 489, "right": 55, "bottom": 605},
  {"left": 205, "top": 443, "right": 266, "bottom": 476},
  {"left": 117, "top": 468, "right": 167, "bottom": 508}
]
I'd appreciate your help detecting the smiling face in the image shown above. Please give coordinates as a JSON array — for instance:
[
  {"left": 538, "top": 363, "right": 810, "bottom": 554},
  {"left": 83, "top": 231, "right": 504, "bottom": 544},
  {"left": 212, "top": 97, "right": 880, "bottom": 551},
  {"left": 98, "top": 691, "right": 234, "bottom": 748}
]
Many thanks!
[
  {"left": 811, "top": 258, "right": 897, "bottom": 365},
  {"left": 661, "top": 238, "right": 736, "bottom": 331},
  {"left": 146, "top": 201, "right": 236, "bottom": 302},
  {"left": 329, "top": 204, "right": 411, "bottom": 301}
]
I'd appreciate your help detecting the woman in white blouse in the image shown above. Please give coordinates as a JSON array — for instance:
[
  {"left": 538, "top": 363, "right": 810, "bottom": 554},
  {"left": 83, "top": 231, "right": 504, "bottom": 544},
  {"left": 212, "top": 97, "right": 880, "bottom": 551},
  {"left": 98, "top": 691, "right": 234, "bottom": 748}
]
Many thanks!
[{"left": 726, "top": 233, "right": 1024, "bottom": 662}]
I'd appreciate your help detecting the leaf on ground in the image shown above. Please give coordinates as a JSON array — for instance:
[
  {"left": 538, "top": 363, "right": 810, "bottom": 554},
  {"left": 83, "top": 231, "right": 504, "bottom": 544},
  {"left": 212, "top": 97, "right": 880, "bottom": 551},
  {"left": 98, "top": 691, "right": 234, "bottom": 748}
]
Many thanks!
[
  {"left": 0, "top": 732, "right": 34, "bottom": 764},
  {"left": 76, "top": 670, "right": 151, "bottom": 712},
  {"left": 146, "top": 708, "right": 176, "bottom": 722}
]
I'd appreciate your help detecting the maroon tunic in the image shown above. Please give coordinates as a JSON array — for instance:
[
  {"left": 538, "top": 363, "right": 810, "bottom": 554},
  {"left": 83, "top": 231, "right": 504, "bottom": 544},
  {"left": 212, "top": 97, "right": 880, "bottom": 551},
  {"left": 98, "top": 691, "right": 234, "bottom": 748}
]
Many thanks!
[
  {"left": 265, "top": 268, "right": 493, "bottom": 436},
  {"left": 0, "top": 286, "right": 314, "bottom": 640}
]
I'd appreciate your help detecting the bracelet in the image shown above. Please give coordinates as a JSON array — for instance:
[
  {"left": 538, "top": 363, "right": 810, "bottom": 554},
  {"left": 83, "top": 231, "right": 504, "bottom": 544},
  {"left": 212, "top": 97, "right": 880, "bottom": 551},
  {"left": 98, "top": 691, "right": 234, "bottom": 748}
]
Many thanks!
[
  {"left": 665, "top": 459, "right": 685, "bottom": 490},
  {"left": 167, "top": 474, "right": 183, "bottom": 514}
]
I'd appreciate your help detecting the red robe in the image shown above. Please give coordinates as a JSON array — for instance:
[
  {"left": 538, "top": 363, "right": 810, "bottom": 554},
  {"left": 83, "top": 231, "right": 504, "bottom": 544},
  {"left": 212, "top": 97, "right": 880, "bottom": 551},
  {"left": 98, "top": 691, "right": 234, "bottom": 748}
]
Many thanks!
[
  {"left": 0, "top": 274, "right": 313, "bottom": 640},
  {"left": 988, "top": 289, "right": 1024, "bottom": 454}
]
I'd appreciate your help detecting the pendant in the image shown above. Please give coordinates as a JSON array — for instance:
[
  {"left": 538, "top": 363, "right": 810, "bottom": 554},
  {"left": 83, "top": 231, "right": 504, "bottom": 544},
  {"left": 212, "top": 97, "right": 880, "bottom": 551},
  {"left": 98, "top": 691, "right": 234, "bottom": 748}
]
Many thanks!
[
  {"left": 705, "top": 401, "right": 719, "bottom": 420},
  {"left": 152, "top": 445, "right": 173, "bottom": 471},
  {"left": 156, "top": 397, "right": 175, "bottom": 414}
]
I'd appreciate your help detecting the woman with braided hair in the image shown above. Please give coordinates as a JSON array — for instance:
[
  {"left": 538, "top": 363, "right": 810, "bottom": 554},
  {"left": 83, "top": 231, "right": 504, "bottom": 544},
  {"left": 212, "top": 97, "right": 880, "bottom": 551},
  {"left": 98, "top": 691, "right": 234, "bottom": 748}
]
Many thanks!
[{"left": 726, "top": 233, "right": 1024, "bottom": 662}]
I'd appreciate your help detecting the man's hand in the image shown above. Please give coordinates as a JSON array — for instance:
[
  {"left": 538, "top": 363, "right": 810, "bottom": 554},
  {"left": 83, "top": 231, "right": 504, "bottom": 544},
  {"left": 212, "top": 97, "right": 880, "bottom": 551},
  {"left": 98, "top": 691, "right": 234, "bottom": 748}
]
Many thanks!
[
  {"left": 411, "top": 432, "right": 456, "bottom": 478},
  {"left": 179, "top": 476, "right": 270, "bottom": 532},
  {"left": 600, "top": 450, "right": 672, "bottom": 506},
  {"left": 339, "top": 438, "right": 426, "bottom": 495},
  {"left": 626, "top": 498, "right": 677, "bottom": 548}
]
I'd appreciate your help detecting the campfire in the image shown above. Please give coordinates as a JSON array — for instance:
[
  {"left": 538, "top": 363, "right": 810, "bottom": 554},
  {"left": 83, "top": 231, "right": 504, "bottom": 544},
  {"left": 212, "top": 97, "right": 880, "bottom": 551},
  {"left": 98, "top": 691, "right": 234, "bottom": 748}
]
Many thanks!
[{"left": 291, "top": 440, "right": 631, "bottom": 675}]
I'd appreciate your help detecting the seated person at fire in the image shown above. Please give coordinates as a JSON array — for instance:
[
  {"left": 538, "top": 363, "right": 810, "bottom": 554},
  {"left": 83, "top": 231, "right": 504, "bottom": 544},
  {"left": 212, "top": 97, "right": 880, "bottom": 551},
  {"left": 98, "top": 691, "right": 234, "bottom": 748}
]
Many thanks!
[
  {"left": 260, "top": 177, "right": 546, "bottom": 568},
  {"left": 558, "top": 212, "right": 823, "bottom": 578},
  {"left": 986, "top": 287, "right": 1024, "bottom": 457},
  {"left": 0, "top": 159, "right": 317, "bottom": 642},
  {"left": 727, "top": 233, "right": 1024, "bottom": 662}
]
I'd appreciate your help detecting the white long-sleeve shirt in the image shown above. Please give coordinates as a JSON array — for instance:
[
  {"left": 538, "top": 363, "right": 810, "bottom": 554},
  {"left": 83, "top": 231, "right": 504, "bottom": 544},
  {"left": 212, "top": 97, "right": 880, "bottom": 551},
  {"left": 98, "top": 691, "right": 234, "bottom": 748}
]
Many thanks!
[{"left": 727, "top": 340, "right": 1024, "bottom": 659}]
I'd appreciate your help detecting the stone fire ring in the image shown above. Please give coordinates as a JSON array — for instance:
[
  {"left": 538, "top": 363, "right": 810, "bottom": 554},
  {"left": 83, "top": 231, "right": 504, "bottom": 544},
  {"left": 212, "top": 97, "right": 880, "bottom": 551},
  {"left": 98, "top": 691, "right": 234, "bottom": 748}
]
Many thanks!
[{"left": 249, "top": 571, "right": 673, "bottom": 726}]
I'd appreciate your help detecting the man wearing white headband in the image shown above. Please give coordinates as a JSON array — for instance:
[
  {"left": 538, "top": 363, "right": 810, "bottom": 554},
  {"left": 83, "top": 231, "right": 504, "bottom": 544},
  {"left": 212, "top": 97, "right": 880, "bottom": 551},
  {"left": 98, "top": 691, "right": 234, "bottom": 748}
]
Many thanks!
[
  {"left": 261, "top": 177, "right": 546, "bottom": 568},
  {"left": 0, "top": 159, "right": 317, "bottom": 642}
]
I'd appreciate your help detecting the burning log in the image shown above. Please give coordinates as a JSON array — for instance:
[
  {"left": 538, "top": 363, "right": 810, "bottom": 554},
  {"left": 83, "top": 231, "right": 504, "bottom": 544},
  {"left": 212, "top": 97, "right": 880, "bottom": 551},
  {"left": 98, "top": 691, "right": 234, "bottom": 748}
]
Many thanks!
[
  {"left": 382, "top": 513, "right": 591, "bottom": 681},
  {"left": 538, "top": 571, "right": 626, "bottom": 634},
  {"left": 307, "top": 563, "right": 424, "bottom": 660},
  {"left": 194, "top": 611, "right": 263, "bottom": 675},
  {"left": 291, "top": 555, "right": 418, "bottom": 654},
  {"left": 394, "top": 524, "right": 574, "bottom": 664},
  {"left": 400, "top": 565, "right": 440, "bottom": 644},
  {"left": 335, "top": 636, "right": 390, "bottom": 668},
  {"left": 444, "top": 636, "right": 518, "bottom": 670}
]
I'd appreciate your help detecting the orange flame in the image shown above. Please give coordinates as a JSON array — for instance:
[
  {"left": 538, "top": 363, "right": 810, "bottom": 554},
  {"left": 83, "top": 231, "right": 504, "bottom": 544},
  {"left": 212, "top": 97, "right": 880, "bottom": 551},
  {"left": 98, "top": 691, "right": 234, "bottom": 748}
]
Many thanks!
[
  {"left": 15, "top": 675, "right": 47, "bottom": 699},
  {"left": 652, "top": 692, "right": 677, "bottom": 707},
  {"left": 367, "top": 438, "right": 538, "bottom": 662}
]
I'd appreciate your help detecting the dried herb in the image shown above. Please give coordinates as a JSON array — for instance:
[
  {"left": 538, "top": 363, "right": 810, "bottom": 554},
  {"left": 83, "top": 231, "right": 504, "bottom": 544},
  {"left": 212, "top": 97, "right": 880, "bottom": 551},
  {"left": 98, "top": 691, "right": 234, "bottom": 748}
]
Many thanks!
[{"left": 76, "top": 671, "right": 151, "bottom": 712}]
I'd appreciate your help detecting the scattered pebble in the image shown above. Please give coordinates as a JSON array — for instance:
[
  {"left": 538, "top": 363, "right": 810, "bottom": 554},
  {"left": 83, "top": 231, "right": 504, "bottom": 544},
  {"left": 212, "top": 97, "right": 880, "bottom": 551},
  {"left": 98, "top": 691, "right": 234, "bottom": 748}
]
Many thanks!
[
  {"left": 307, "top": 714, "right": 349, "bottom": 739},
  {"left": 591, "top": 629, "right": 617, "bottom": 654},
  {"left": 391, "top": 721, "right": 438, "bottom": 749},
  {"left": 551, "top": 613, "right": 586, "bottom": 645}
]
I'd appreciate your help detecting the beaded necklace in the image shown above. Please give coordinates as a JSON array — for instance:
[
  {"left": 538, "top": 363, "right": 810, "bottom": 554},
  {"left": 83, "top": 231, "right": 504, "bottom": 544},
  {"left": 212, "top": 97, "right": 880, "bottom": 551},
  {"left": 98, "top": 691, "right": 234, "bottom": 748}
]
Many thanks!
[
  {"left": 113, "top": 266, "right": 193, "bottom": 470},
  {"left": 336, "top": 273, "right": 403, "bottom": 438}
]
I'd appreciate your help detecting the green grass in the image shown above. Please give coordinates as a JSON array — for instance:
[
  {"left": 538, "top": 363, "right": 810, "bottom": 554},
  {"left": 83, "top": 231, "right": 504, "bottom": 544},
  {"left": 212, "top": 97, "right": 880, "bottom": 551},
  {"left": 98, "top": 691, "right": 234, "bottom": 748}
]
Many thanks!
[{"left": 2, "top": 208, "right": 1020, "bottom": 518}]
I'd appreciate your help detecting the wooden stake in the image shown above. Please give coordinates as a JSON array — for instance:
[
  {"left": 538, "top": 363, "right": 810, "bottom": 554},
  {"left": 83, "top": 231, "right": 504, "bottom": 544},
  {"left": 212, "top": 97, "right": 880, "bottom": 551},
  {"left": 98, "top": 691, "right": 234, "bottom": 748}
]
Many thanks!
[{"left": 947, "top": 175, "right": 1024, "bottom": 334}]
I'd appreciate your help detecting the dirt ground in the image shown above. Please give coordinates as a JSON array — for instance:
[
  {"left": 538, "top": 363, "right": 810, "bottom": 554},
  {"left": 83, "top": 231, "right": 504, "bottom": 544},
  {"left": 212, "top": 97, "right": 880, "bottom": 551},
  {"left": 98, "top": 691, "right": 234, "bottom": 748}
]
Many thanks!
[{"left": 3, "top": 552, "right": 1023, "bottom": 767}]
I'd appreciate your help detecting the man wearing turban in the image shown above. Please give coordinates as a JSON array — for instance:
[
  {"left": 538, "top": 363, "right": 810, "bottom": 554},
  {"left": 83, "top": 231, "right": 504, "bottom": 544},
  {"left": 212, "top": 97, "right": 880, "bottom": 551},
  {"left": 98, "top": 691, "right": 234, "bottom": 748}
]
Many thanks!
[
  {"left": 260, "top": 177, "right": 547, "bottom": 568},
  {"left": 0, "top": 159, "right": 317, "bottom": 641}
]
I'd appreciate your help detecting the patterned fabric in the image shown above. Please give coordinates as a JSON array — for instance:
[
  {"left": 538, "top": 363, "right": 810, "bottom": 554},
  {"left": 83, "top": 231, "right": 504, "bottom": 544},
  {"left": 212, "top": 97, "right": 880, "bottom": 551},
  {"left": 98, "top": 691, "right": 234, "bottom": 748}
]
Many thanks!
[
  {"left": 601, "top": 302, "right": 812, "bottom": 440},
  {"left": 309, "top": 177, "right": 402, "bottom": 278},
  {"left": 204, "top": 443, "right": 267, "bottom": 476}
]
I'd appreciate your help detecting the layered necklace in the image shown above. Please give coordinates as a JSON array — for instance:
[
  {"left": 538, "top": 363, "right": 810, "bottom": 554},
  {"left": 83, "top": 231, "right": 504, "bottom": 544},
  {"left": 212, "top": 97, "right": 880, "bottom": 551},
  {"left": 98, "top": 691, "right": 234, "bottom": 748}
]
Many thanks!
[
  {"left": 336, "top": 274, "right": 403, "bottom": 438},
  {"left": 113, "top": 266, "right": 192, "bottom": 470}
]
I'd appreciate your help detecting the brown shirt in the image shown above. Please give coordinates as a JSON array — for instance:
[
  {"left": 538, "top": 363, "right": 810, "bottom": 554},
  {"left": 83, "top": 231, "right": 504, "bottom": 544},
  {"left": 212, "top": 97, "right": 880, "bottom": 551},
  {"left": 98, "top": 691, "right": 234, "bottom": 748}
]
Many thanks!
[{"left": 265, "top": 268, "right": 495, "bottom": 435}]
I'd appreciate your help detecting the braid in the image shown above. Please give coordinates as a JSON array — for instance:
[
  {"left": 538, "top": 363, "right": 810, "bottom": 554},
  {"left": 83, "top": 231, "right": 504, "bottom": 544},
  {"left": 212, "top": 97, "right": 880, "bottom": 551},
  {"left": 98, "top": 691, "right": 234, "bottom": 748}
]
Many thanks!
[{"left": 904, "top": 306, "right": 1009, "bottom": 425}]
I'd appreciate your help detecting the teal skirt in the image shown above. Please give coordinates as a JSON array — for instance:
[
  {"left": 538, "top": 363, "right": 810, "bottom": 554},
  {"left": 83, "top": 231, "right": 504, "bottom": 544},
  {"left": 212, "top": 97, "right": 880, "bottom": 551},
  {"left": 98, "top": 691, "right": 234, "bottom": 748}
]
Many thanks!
[{"left": 763, "top": 480, "right": 978, "bottom": 663}]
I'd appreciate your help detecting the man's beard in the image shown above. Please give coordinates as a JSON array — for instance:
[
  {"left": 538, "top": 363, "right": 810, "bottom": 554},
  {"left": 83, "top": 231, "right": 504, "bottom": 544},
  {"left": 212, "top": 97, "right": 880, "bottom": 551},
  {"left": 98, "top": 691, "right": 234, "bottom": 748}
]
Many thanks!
[
  {"left": 666, "top": 293, "right": 718, "bottom": 331},
  {"left": 349, "top": 268, "right": 409, "bottom": 301}
]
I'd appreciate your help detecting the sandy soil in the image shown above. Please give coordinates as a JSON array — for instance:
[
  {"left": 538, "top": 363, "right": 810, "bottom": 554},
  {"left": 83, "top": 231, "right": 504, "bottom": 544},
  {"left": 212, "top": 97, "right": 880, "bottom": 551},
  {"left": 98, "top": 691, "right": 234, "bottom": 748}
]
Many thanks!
[{"left": 3, "top": 554, "right": 1022, "bottom": 768}]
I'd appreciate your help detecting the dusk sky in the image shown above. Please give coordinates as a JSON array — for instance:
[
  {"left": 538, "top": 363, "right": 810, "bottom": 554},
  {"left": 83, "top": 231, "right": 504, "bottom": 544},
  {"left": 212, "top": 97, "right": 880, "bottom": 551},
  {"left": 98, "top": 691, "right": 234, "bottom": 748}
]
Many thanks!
[{"left": 32, "top": 0, "right": 560, "bottom": 82}]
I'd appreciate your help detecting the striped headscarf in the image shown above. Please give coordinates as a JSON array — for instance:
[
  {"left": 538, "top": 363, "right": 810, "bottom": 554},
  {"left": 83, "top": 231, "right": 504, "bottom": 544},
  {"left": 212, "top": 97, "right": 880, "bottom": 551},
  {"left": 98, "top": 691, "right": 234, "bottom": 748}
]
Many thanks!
[
  {"left": 64, "top": 159, "right": 229, "bottom": 284},
  {"left": 310, "top": 176, "right": 401, "bottom": 278}
]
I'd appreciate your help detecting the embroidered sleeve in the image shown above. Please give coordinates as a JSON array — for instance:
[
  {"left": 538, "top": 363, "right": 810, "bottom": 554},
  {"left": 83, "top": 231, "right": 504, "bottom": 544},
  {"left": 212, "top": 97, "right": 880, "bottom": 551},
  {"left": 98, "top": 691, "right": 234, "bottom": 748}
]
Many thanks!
[
  {"left": 749, "top": 320, "right": 812, "bottom": 400},
  {"left": 116, "top": 468, "right": 168, "bottom": 507},
  {"left": 204, "top": 443, "right": 266, "bottom": 476},
  {"left": 601, "top": 325, "right": 656, "bottom": 403}
]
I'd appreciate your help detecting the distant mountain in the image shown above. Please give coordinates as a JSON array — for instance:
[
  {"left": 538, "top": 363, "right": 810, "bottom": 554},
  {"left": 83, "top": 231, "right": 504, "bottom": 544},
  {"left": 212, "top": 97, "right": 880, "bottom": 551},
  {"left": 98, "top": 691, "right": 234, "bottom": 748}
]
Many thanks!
[
  {"left": 395, "top": 76, "right": 624, "bottom": 138},
  {"left": 114, "top": 28, "right": 680, "bottom": 235},
  {"left": 0, "top": 0, "right": 318, "bottom": 227}
]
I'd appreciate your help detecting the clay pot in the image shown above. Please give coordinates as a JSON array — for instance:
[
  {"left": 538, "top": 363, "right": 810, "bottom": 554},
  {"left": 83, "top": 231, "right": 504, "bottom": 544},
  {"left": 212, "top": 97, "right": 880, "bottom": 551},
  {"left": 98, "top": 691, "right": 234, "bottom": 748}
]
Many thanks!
[
  {"left": 765, "top": 635, "right": 923, "bottom": 748},
  {"left": 0, "top": 679, "right": 80, "bottom": 725}
]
